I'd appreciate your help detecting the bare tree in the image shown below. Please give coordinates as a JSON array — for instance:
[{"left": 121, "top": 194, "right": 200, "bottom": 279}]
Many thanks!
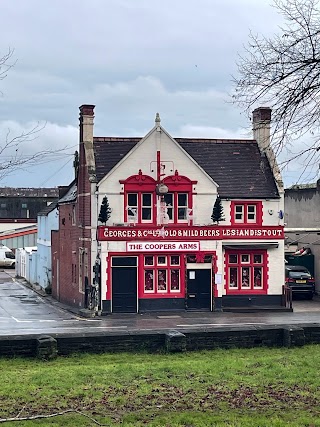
[
  {"left": 0, "top": 49, "right": 69, "bottom": 182},
  {"left": 232, "top": 0, "right": 320, "bottom": 178},
  {"left": 0, "top": 48, "right": 15, "bottom": 85}
]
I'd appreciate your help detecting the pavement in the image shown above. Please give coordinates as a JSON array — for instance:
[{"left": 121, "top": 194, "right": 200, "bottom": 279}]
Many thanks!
[{"left": 2, "top": 269, "right": 320, "bottom": 337}]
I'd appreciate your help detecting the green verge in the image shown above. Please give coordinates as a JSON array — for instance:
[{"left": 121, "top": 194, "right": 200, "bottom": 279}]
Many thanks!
[{"left": 1, "top": 346, "right": 320, "bottom": 426}]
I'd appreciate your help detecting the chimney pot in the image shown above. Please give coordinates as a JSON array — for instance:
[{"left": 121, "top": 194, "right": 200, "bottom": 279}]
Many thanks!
[
  {"left": 79, "top": 104, "right": 95, "bottom": 117},
  {"left": 252, "top": 107, "right": 271, "bottom": 123}
]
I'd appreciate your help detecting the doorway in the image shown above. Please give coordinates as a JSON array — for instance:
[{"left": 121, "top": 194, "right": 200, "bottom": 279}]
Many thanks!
[
  {"left": 186, "top": 268, "right": 212, "bottom": 310},
  {"left": 111, "top": 257, "right": 137, "bottom": 313}
]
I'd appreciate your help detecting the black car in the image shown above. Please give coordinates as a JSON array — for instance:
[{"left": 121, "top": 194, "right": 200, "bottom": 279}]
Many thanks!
[{"left": 285, "top": 265, "right": 315, "bottom": 299}]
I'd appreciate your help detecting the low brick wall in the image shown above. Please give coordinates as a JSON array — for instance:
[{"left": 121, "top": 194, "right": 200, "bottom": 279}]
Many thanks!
[
  {"left": 0, "top": 335, "right": 37, "bottom": 357},
  {"left": 185, "top": 325, "right": 285, "bottom": 350},
  {"left": 1, "top": 323, "right": 320, "bottom": 358},
  {"left": 302, "top": 323, "right": 320, "bottom": 344},
  {"left": 56, "top": 331, "right": 166, "bottom": 355}
]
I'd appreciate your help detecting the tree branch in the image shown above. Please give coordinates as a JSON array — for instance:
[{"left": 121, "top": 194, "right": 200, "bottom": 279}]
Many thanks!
[
  {"left": 232, "top": 0, "right": 320, "bottom": 180},
  {"left": 0, "top": 409, "right": 109, "bottom": 426},
  {"left": 0, "top": 49, "right": 72, "bottom": 182}
]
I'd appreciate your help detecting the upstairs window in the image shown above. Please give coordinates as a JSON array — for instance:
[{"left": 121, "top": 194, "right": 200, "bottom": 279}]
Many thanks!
[
  {"left": 162, "top": 172, "right": 196, "bottom": 224},
  {"left": 127, "top": 193, "right": 137, "bottom": 213},
  {"left": 142, "top": 193, "right": 152, "bottom": 220},
  {"left": 162, "top": 192, "right": 189, "bottom": 222},
  {"left": 126, "top": 192, "right": 154, "bottom": 223},
  {"left": 178, "top": 193, "right": 188, "bottom": 220},
  {"left": 121, "top": 171, "right": 157, "bottom": 224},
  {"left": 120, "top": 170, "right": 197, "bottom": 225},
  {"left": 231, "top": 201, "right": 262, "bottom": 226}
]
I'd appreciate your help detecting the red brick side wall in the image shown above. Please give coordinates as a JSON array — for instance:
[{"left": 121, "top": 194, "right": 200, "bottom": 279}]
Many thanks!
[
  {"left": 51, "top": 139, "right": 92, "bottom": 309},
  {"left": 77, "top": 140, "right": 92, "bottom": 300}
]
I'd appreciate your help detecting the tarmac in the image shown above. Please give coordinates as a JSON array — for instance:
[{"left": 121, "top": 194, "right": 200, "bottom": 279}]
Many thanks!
[{"left": 3, "top": 269, "right": 320, "bottom": 335}]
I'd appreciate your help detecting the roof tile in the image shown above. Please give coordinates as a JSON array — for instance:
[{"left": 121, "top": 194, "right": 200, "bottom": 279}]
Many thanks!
[{"left": 93, "top": 137, "right": 279, "bottom": 199}]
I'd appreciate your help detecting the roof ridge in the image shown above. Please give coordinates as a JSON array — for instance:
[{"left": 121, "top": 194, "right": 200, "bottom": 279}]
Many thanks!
[
  {"left": 176, "top": 138, "right": 255, "bottom": 143},
  {"left": 93, "top": 136, "right": 256, "bottom": 143},
  {"left": 93, "top": 137, "right": 141, "bottom": 142}
]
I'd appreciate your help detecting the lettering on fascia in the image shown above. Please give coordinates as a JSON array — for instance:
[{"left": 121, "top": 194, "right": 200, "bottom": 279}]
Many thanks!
[{"left": 102, "top": 227, "right": 284, "bottom": 240}]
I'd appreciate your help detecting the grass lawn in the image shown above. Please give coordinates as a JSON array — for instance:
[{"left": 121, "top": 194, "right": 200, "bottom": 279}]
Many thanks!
[{"left": 1, "top": 346, "right": 320, "bottom": 426}]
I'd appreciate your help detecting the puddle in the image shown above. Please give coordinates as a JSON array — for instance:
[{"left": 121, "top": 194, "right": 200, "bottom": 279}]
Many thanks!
[
  {"left": 157, "top": 315, "right": 181, "bottom": 319},
  {"left": 10, "top": 295, "right": 40, "bottom": 305},
  {"left": 20, "top": 300, "right": 39, "bottom": 305}
]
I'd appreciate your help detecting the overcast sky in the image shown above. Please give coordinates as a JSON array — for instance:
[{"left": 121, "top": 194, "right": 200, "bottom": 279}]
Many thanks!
[{"left": 0, "top": 0, "right": 313, "bottom": 189}]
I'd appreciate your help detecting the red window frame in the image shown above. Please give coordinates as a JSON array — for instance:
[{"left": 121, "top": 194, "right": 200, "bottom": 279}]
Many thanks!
[
  {"left": 141, "top": 254, "right": 184, "bottom": 297},
  {"left": 126, "top": 192, "right": 155, "bottom": 223},
  {"left": 161, "top": 192, "right": 190, "bottom": 223},
  {"left": 120, "top": 171, "right": 157, "bottom": 224},
  {"left": 225, "top": 250, "right": 267, "bottom": 295},
  {"left": 120, "top": 170, "right": 197, "bottom": 226},
  {"left": 139, "top": 252, "right": 185, "bottom": 299},
  {"left": 162, "top": 172, "right": 197, "bottom": 225},
  {"left": 230, "top": 201, "right": 263, "bottom": 226}
]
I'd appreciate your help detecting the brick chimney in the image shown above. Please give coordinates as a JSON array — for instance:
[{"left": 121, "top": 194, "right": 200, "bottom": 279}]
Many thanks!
[
  {"left": 79, "top": 104, "right": 96, "bottom": 183},
  {"left": 79, "top": 104, "right": 95, "bottom": 144},
  {"left": 252, "top": 107, "right": 271, "bottom": 152},
  {"left": 252, "top": 107, "right": 283, "bottom": 191}
]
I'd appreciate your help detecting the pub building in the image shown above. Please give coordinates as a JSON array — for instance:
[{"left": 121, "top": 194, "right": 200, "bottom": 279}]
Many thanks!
[{"left": 52, "top": 105, "right": 285, "bottom": 314}]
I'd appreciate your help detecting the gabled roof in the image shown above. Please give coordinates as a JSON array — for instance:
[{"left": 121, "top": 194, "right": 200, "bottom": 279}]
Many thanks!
[
  {"left": 58, "top": 182, "right": 77, "bottom": 204},
  {"left": 93, "top": 137, "right": 279, "bottom": 199},
  {"left": 93, "top": 137, "right": 139, "bottom": 184},
  {"left": 37, "top": 200, "right": 58, "bottom": 216}
]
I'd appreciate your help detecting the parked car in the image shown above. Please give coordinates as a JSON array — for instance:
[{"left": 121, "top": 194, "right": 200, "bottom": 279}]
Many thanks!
[
  {"left": 0, "top": 246, "right": 15, "bottom": 268},
  {"left": 285, "top": 265, "right": 315, "bottom": 299}
]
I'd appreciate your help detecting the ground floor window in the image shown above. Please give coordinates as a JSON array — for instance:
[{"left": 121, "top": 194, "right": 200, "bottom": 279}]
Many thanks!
[
  {"left": 225, "top": 250, "right": 267, "bottom": 294},
  {"left": 143, "top": 255, "right": 182, "bottom": 294}
]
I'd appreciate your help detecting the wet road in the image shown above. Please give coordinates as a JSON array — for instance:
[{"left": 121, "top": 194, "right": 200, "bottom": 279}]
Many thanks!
[{"left": 1, "top": 270, "right": 320, "bottom": 336}]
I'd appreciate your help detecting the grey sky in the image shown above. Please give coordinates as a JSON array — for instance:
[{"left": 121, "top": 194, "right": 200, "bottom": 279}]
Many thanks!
[{"left": 0, "top": 0, "right": 308, "bottom": 188}]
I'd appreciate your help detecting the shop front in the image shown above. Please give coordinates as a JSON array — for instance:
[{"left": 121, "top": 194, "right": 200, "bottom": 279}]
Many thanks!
[
  {"left": 105, "top": 245, "right": 217, "bottom": 313},
  {"left": 98, "top": 225, "right": 284, "bottom": 314}
]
